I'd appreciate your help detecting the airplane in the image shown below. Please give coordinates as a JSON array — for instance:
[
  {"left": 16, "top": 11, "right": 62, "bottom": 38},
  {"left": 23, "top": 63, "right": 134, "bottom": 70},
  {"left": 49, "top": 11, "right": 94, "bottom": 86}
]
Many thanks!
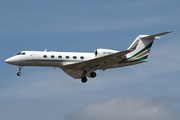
[{"left": 5, "top": 31, "right": 173, "bottom": 83}]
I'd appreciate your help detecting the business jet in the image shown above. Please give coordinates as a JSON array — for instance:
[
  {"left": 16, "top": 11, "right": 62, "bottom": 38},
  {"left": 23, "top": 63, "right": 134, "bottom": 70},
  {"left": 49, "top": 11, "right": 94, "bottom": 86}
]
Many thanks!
[{"left": 5, "top": 31, "right": 173, "bottom": 83}]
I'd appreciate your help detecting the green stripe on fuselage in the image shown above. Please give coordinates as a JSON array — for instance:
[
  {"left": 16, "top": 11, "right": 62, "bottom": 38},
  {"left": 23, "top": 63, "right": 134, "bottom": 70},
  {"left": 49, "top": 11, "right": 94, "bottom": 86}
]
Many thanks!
[
  {"left": 121, "top": 55, "right": 148, "bottom": 63},
  {"left": 128, "top": 55, "right": 148, "bottom": 63},
  {"left": 128, "top": 41, "right": 153, "bottom": 60}
]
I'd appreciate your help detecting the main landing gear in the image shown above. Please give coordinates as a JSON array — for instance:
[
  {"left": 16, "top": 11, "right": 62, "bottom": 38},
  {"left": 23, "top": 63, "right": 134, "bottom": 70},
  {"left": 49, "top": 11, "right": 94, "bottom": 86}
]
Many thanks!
[
  {"left": 17, "top": 66, "right": 23, "bottom": 76},
  {"left": 90, "top": 72, "right": 96, "bottom": 78},
  {"left": 81, "top": 77, "right": 87, "bottom": 83},
  {"left": 81, "top": 71, "right": 97, "bottom": 83}
]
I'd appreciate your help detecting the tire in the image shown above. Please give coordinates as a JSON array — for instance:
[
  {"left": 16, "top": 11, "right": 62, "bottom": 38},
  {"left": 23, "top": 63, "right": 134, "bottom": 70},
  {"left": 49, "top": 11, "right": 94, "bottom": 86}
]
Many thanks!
[
  {"left": 81, "top": 77, "right": 87, "bottom": 83},
  {"left": 17, "top": 72, "right": 21, "bottom": 76},
  {"left": 90, "top": 72, "right": 96, "bottom": 78}
]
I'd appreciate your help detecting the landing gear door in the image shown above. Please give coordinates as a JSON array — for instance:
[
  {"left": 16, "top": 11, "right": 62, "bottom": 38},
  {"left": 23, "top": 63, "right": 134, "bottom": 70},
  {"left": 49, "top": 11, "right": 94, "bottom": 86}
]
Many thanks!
[{"left": 33, "top": 52, "right": 39, "bottom": 63}]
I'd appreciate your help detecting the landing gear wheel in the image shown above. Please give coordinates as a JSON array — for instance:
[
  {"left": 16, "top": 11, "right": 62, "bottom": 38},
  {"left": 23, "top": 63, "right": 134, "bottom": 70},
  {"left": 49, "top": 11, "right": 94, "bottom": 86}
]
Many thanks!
[
  {"left": 81, "top": 77, "right": 87, "bottom": 83},
  {"left": 17, "top": 66, "right": 23, "bottom": 76},
  {"left": 90, "top": 72, "right": 96, "bottom": 78},
  {"left": 17, "top": 72, "right": 21, "bottom": 76}
]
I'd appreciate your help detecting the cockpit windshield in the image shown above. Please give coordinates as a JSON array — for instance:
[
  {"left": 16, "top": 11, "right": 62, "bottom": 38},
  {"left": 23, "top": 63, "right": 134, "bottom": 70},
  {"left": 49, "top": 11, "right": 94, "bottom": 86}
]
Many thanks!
[
  {"left": 21, "top": 52, "right": 25, "bottom": 55},
  {"left": 17, "top": 52, "right": 26, "bottom": 55}
]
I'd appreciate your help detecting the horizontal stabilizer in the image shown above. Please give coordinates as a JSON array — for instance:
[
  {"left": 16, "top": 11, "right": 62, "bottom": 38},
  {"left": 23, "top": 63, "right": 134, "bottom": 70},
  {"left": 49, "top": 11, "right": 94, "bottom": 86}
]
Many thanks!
[{"left": 140, "top": 31, "right": 173, "bottom": 39}]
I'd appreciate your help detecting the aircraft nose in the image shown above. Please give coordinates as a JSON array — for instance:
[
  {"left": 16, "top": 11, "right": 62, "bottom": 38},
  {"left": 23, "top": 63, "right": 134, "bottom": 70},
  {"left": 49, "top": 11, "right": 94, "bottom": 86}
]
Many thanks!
[
  {"left": 5, "top": 59, "right": 8, "bottom": 63},
  {"left": 5, "top": 57, "right": 15, "bottom": 64}
]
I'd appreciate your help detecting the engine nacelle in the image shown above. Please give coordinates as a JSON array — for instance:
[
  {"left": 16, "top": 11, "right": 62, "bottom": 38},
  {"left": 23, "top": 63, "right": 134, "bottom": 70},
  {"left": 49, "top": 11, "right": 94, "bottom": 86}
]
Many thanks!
[{"left": 94, "top": 49, "right": 119, "bottom": 57}]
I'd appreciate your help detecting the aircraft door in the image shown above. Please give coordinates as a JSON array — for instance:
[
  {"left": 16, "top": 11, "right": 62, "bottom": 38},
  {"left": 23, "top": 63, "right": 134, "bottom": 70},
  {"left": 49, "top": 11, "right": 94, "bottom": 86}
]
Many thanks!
[{"left": 26, "top": 52, "right": 33, "bottom": 61}]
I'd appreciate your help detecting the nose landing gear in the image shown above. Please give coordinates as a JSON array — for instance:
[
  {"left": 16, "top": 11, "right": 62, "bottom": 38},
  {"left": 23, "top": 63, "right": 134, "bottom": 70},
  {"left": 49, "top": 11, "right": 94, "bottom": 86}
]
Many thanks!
[
  {"left": 17, "top": 72, "right": 21, "bottom": 76},
  {"left": 17, "top": 66, "right": 23, "bottom": 76}
]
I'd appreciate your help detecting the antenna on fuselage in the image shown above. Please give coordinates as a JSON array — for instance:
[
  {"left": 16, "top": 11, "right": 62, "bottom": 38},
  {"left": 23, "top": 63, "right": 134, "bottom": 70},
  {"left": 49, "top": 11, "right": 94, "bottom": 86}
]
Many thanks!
[{"left": 44, "top": 49, "right": 47, "bottom": 52}]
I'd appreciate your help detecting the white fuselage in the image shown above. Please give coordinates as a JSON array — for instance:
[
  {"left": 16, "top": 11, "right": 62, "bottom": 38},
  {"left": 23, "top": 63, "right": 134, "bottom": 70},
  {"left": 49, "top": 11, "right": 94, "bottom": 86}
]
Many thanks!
[
  {"left": 5, "top": 51, "right": 96, "bottom": 68},
  {"left": 5, "top": 50, "right": 146, "bottom": 70}
]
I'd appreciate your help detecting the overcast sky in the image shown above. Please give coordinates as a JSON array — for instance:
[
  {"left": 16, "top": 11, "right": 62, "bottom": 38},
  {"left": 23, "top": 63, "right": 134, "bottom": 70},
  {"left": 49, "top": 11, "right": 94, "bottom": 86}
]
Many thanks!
[{"left": 1, "top": 0, "right": 180, "bottom": 120}]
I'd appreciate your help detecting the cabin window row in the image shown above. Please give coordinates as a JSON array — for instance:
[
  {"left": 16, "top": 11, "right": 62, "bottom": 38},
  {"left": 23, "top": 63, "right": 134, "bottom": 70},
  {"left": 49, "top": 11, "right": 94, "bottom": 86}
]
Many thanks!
[{"left": 43, "top": 55, "right": 84, "bottom": 59}]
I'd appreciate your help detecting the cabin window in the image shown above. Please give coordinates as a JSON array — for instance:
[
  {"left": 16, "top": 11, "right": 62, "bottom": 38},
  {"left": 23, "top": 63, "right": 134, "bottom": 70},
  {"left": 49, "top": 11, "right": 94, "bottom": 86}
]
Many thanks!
[
  {"left": 66, "top": 56, "right": 69, "bottom": 59},
  {"left": 51, "top": 55, "right": 55, "bottom": 58},
  {"left": 43, "top": 55, "right": 47, "bottom": 58},
  {"left": 80, "top": 56, "right": 84, "bottom": 59},
  {"left": 58, "top": 55, "right": 62, "bottom": 59},
  {"left": 73, "top": 56, "right": 77, "bottom": 59}
]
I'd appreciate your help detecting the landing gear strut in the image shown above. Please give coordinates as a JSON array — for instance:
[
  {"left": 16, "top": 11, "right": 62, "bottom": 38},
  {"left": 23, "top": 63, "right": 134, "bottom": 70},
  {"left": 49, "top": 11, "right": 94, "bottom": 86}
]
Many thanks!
[{"left": 17, "top": 66, "right": 23, "bottom": 76}]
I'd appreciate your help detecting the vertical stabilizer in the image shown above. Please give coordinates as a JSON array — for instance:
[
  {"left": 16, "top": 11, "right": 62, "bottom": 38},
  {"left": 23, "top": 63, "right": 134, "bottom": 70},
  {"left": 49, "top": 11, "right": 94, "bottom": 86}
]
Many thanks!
[{"left": 126, "top": 31, "right": 173, "bottom": 63}]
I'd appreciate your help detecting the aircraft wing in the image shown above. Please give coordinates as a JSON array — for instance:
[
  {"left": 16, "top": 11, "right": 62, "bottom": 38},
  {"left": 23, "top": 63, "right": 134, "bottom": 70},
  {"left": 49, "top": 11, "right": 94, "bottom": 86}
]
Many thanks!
[{"left": 62, "top": 50, "right": 132, "bottom": 71}]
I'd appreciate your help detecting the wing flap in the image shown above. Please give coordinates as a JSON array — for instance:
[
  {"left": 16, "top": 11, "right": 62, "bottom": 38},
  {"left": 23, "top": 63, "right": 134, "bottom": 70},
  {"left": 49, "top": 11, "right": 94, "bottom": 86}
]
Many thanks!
[
  {"left": 62, "top": 50, "right": 132, "bottom": 71},
  {"left": 100, "top": 56, "right": 124, "bottom": 70},
  {"left": 61, "top": 68, "right": 84, "bottom": 79}
]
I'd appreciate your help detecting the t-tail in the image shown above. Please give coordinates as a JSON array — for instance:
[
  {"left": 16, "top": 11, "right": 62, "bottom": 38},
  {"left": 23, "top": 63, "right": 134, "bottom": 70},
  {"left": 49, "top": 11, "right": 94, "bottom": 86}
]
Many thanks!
[{"left": 126, "top": 31, "right": 173, "bottom": 63}]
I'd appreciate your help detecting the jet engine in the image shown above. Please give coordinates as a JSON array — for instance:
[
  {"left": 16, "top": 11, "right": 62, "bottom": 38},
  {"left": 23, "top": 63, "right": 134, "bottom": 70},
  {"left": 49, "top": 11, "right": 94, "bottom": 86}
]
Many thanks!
[{"left": 94, "top": 49, "right": 119, "bottom": 57}]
